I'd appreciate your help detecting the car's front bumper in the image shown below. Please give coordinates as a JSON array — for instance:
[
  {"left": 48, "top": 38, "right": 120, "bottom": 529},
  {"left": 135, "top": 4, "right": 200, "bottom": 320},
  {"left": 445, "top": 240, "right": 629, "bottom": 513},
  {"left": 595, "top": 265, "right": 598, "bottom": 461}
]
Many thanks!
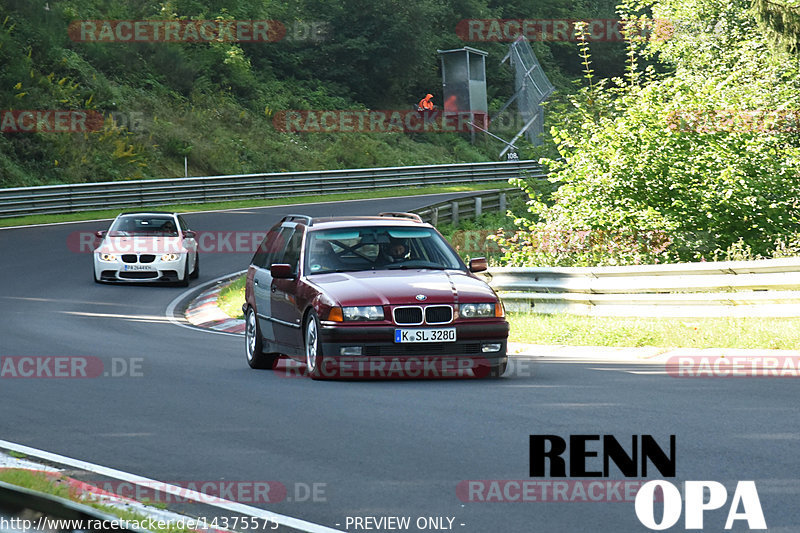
[
  {"left": 316, "top": 322, "right": 508, "bottom": 378},
  {"left": 94, "top": 256, "right": 185, "bottom": 282}
]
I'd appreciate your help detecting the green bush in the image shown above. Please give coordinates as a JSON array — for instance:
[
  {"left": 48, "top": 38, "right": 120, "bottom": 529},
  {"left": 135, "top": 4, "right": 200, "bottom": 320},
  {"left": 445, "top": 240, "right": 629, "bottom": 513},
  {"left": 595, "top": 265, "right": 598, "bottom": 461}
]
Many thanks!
[{"left": 500, "top": 1, "right": 800, "bottom": 265}]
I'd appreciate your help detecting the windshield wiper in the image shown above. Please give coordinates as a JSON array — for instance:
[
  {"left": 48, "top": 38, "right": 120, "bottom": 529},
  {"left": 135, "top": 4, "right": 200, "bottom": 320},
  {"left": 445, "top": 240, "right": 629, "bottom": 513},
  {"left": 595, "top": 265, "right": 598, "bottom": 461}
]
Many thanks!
[
  {"left": 387, "top": 264, "right": 448, "bottom": 270},
  {"left": 309, "top": 268, "right": 365, "bottom": 274}
]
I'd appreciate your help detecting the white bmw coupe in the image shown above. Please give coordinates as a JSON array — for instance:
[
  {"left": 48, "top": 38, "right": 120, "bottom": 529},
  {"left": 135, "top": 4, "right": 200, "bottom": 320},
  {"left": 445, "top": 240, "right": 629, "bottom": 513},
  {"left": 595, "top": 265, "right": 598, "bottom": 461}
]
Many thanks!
[{"left": 93, "top": 212, "right": 198, "bottom": 286}]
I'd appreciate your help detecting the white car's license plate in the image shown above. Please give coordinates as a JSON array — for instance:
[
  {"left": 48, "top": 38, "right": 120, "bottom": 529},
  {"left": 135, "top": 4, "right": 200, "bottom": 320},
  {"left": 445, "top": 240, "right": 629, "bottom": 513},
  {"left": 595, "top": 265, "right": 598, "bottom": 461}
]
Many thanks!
[
  {"left": 394, "top": 328, "right": 456, "bottom": 343},
  {"left": 123, "top": 265, "right": 156, "bottom": 271}
]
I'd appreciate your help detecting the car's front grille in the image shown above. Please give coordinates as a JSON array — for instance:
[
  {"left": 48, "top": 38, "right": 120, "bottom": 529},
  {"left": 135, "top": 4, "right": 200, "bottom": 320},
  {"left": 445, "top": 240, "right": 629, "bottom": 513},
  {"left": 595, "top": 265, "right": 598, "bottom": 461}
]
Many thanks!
[
  {"left": 393, "top": 306, "right": 423, "bottom": 325},
  {"left": 393, "top": 305, "right": 453, "bottom": 325},
  {"left": 425, "top": 305, "right": 453, "bottom": 324},
  {"left": 121, "top": 254, "right": 137, "bottom": 263},
  {"left": 119, "top": 271, "right": 159, "bottom": 279},
  {"left": 140, "top": 254, "right": 156, "bottom": 263}
]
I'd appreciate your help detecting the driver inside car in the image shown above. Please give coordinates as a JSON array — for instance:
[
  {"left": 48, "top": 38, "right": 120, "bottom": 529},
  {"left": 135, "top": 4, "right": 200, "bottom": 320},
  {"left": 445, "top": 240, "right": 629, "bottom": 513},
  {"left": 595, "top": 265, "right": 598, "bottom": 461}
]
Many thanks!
[{"left": 380, "top": 238, "right": 410, "bottom": 263}]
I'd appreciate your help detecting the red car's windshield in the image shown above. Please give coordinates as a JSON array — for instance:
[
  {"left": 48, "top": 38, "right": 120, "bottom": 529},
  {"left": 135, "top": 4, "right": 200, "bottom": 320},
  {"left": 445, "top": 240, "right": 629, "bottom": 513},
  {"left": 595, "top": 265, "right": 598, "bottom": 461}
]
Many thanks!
[{"left": 305, "top": 226, "right": 464, "bottom": 274}]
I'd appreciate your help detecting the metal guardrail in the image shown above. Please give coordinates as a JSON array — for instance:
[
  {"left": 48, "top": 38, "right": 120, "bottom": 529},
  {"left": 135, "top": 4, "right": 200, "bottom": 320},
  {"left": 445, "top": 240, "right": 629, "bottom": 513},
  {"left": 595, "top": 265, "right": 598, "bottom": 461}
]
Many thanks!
[
  {"left": 483, "top": 257, "right": 800, "bottom": 317},
  {"left": 0, "top": 160, "right": 544, "bottom": 218},
  {"left": 412, "top": 188, "right": 528, "bottom": 225}
]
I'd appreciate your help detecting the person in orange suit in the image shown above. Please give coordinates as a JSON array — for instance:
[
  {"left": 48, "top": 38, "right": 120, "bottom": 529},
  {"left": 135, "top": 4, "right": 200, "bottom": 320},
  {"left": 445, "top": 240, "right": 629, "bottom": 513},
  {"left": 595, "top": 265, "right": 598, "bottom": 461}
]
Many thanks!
[{"left": 417, "top": 93, "right": 435, "bottom": 111}]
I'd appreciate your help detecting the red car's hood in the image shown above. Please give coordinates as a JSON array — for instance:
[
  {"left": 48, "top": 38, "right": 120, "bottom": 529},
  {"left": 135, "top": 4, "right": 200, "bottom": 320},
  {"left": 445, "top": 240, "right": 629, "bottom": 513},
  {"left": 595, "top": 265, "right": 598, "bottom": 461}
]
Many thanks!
[{"left": 308, "top": 269, "right": 497, "bottom": 306}]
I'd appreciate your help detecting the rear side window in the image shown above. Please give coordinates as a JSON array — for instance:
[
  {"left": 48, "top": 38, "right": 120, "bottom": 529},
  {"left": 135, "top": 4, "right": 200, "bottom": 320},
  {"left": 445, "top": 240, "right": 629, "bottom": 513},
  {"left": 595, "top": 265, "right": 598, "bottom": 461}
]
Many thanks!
[
  {"left": 279, "top": 229, "right": 304, "bottom": 274},
  {"left": 252, "top": 226, "right": 292, "bottom": 268}
]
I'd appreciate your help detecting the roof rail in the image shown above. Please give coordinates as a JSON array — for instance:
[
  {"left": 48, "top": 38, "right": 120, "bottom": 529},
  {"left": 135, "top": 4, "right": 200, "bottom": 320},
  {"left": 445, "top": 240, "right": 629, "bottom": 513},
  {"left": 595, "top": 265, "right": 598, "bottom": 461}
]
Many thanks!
[
  {"left": 281, "top": 214, "right": 313, "bottom": 226},
  {"left": 378, "top": 212, "right": 423, "bottom": 223}
]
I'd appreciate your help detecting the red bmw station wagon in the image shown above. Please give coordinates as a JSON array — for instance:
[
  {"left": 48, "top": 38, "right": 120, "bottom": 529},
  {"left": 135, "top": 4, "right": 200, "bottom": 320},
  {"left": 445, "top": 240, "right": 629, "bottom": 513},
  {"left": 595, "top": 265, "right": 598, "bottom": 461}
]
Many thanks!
[{"left": 243, "top": 213, "right": 509, "bottom": 379}]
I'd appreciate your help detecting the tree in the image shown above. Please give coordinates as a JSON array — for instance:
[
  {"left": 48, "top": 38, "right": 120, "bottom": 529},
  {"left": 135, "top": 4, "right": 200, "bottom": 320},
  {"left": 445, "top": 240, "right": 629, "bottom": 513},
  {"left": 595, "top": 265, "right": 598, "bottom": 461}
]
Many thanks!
[
  {"left": 500, "top": 0, "right": 800, "bottom": 265},
  {"left": 753, "top": 0, "right": 800, "bottom": 53}
]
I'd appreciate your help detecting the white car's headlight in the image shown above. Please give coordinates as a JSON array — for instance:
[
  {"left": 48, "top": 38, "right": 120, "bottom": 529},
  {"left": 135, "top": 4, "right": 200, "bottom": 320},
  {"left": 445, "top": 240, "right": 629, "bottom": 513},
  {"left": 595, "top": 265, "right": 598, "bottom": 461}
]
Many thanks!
[
  {"left": 161, "top": 253, "right": 181, "bottom": 261},
  {"left": 342, "top": 306, "right": 384, "bottom": 321},
  {"left": 459, "top": 303, "right": 496, "bottom": 318},
  {"left": 98, "top": 253, "right": 117, "bottom": 262}
]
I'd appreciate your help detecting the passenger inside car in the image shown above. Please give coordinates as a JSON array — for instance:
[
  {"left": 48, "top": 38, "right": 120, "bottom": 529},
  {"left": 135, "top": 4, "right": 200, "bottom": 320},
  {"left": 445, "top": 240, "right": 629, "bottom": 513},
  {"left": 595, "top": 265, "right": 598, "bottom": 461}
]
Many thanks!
[{"left": 308, "top": 239, "right": 342, "bottom": 272}]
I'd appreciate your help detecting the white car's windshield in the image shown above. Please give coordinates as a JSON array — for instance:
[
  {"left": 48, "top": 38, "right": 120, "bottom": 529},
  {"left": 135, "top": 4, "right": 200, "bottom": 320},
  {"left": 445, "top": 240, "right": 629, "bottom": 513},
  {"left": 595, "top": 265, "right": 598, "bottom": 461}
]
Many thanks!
[
  {"left": 305, "top": 226, "right": 464, "bottom": 275},
  {"left": 108, "top": 216, "right": 179, "bottom": 236}
]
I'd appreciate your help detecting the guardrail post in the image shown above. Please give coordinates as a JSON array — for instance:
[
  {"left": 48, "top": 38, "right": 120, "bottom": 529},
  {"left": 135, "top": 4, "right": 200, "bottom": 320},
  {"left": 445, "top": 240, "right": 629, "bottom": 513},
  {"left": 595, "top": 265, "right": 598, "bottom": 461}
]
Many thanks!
[
  {"left": 475, "top": 197, "right": 482, "bottom": 219},
  {"left": 432, "top": 207, "right": 439, "bottom": 227},
  {"left": 499, "top": 192, "right": 506, "bottom": 213},
  {"left": 451, "top": 202, "right": 459, "bottom": 226}
]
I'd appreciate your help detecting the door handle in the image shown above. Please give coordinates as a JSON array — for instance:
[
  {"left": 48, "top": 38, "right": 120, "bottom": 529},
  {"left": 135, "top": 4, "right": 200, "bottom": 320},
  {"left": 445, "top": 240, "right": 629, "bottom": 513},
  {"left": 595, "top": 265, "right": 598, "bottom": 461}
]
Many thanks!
[
  {"left": 271, "top": 286, "right": 277, "bottom": 293},
  {"left": 254, "top": 279, "right": 259, "bottom": 286}
]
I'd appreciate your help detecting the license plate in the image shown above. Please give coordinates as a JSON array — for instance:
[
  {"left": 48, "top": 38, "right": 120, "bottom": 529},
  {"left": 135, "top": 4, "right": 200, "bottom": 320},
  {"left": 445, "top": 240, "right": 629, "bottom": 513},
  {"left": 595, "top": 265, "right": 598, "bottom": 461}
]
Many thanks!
[
  {"left": 123, "top": 265, "right": 156, "bottom": 271},
  {"left": 394, "top": 328, "right": 456, "bottom": 343}
]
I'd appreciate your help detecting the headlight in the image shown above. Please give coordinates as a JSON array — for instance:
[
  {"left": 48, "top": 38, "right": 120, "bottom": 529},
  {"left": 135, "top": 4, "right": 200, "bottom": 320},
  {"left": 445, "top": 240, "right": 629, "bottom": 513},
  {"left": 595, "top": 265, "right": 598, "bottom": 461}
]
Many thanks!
[
  {"left": 161, "top": 253, "right": 181, "bottom": 261},
  {"left": 342, "top": 306, "right": 384, "bottom": 321},
  {"left": 459, "top": 303, "right": 496, "bottom": 318},
  {"left": 98, "top": 253, "right": 116, "bottom": 262}
]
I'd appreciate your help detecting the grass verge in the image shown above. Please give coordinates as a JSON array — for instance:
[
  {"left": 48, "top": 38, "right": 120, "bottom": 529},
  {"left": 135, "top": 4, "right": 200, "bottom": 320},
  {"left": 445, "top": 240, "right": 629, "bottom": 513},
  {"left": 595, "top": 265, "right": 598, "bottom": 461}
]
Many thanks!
[
  {"left": 217, "top": 275, "right": 246, "bottom": 320},
  {"left": 0, "top": 468, "right": 191, "bottom": 533},
  {"left": 0, "top": 183, "right": 505, "bottom": 228},
  {"left": 215, "top": 275, "right": 799, "bottom": 349},
  {"left": 507, "top": 314, "right": 800, "bottom": 350}
]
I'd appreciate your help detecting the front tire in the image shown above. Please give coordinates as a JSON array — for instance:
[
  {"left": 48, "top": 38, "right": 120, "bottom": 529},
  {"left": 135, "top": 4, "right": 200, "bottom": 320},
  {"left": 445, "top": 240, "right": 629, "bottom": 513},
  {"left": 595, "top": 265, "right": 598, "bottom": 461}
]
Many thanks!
[
  {"left": 246, "top": 307, "right": 277, "bottom": 369},
  {"left": 304, "top": 310, "right": 326, "bottom": 380},
  {"left": 178, "top": 256, "right": 190, "bottom": 287},
  {"left": 190, "top": 253, "right": 199, "bottom": 279}
]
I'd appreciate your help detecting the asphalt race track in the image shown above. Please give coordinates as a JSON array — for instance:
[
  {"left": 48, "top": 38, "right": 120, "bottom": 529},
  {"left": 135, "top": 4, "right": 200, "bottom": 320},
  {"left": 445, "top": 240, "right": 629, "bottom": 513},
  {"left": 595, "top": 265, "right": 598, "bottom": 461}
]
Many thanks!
[{"left": 1, "top": 192, "right": 799, "bottom": 532}]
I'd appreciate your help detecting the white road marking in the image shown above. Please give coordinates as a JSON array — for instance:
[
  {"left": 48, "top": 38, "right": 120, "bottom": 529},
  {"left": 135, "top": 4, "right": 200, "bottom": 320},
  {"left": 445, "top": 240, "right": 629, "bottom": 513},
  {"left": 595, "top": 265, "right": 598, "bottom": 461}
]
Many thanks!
[
  {"left": 0, "top": 439, "right": 345, "bottom": 533},
  {"left": 165, "top": 270, "right": 246, "bottom": 337}
]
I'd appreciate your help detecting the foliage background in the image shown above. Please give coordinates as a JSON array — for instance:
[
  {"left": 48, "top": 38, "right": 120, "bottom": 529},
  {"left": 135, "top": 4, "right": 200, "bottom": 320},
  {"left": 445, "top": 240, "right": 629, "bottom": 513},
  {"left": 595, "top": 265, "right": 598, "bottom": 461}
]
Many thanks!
[
  {"left": 501, "top": 0, "right": 800, "bottom": 264},
  {"left": 0, "top": 0, "right": 622, "bottom": 187}
]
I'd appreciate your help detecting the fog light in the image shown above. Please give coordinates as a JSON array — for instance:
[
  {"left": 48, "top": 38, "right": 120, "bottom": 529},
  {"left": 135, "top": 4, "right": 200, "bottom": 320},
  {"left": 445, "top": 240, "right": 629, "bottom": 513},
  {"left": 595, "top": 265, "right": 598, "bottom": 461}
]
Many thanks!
[
  {"left": 340, "top": 346, "right": 362, "bottom": 356},
  {"left": 482, "top": 343, "right": 502, "bottom": 353}
]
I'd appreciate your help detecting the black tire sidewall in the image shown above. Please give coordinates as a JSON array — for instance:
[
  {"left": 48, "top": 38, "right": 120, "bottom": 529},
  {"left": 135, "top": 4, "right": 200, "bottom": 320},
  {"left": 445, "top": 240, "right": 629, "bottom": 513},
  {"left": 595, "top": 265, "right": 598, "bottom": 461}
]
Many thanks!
[
  {"left": 246, "top": 307, "right": 267, "bottom": 369},
  {"left": 305, "top": 311, "right": 325, "bottom": 379},
  {"left": 190, "top": 253, "right": 199, "bottom": 279}
]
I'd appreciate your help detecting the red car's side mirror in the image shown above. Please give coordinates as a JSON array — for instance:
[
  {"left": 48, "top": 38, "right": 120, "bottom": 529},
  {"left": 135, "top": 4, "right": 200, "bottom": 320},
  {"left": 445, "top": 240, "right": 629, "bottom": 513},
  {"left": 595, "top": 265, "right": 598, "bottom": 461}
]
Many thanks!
[
  {"left": 469, "top": 257, "right": 488, "bottom": 273},
  {"left": 270, "top": 263, "right": 295, "bottom": 279}
]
